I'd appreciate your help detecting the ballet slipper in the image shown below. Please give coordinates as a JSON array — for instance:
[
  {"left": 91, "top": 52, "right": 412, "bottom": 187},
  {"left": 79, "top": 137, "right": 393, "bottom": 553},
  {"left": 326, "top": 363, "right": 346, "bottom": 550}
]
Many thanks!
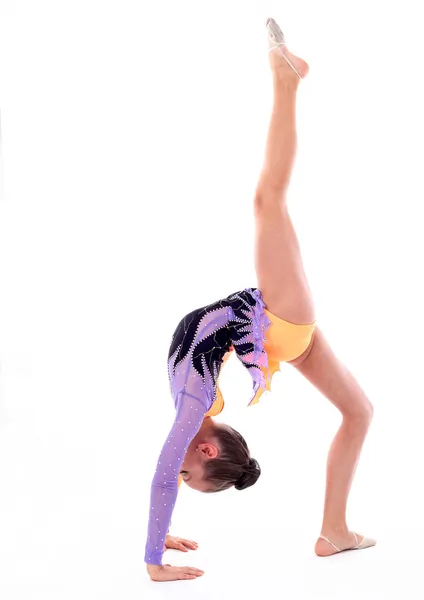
[
  {"left": 266, "top": 17, "right": 302, "bottom": 80},
  {"left": 319, "top": 533, "right": 377, "bottom": 555}
]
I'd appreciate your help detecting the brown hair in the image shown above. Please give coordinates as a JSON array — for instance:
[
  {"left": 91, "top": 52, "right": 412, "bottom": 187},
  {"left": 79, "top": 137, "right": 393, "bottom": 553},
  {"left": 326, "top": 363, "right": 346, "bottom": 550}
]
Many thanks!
[{"left": 203, "top": 424, "right": 261, "bottom": 493}]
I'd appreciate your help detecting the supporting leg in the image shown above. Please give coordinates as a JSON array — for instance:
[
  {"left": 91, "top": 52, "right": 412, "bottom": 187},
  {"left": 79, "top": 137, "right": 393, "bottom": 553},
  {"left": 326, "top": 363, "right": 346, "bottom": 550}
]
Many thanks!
[{"left": 292, "top": 327, "right": 375, "bottom": 555}]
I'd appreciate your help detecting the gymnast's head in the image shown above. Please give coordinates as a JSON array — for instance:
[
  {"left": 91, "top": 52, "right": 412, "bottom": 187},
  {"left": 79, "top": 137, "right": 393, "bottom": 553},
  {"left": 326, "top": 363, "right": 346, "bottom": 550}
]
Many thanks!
[{"left": 179, "top": 417, "right": 261, "bottom": 493}]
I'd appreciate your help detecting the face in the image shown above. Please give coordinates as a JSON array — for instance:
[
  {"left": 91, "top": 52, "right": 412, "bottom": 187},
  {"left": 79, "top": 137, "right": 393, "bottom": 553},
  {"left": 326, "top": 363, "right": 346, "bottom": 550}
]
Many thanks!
[{"left": 180, "top": 440, "right": 219, "bottom": 492}]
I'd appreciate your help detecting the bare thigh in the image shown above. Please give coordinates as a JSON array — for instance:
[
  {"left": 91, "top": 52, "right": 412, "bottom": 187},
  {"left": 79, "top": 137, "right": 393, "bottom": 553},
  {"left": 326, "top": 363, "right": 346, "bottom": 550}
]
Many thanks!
[
  {"left": 254, "top": 199, "right": 315, "bottom": 325},
  {"left": 288, "top": 326, "right": 372, "bottom": 419}
]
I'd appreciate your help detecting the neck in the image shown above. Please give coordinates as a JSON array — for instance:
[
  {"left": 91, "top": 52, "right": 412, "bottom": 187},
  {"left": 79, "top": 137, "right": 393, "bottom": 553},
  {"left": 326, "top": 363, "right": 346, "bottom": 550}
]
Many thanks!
[
  {"left": 193, "top": 416, "right": 215, "bottom": 444},
  {"left": 200, "top": 416, "right": 214, "bottom": 432}
]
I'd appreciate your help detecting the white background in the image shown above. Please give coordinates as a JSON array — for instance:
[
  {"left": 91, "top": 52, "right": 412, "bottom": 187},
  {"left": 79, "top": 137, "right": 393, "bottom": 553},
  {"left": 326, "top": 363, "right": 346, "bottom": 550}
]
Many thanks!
[{"left": 1, "top": 0, "right": 424, "bottom": 598}]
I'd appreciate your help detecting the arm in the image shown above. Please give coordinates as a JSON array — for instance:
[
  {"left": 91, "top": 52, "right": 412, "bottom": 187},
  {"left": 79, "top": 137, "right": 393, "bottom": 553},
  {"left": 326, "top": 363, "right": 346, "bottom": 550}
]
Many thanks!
[{"left": 145, "top": 394, "right": 207, "bottom": 579}]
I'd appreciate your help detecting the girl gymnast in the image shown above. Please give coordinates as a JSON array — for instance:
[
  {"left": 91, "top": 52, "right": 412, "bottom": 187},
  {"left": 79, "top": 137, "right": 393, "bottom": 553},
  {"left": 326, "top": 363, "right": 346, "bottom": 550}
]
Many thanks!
[{"left": 145, "top": 17, "right": 376, "bottom": 582}]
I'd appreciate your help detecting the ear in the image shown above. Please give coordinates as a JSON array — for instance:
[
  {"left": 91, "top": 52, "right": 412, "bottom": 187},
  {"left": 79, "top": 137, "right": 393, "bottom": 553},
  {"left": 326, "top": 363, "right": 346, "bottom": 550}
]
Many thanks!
[{"left": 197, "top": 443, "right": 219, "bottom": 459}]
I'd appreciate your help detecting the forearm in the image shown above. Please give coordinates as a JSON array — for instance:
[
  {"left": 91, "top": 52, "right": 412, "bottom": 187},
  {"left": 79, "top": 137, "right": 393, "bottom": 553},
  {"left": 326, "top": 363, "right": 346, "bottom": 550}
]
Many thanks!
[
  {"left": 144, "top": 396, "right": 205, "bottom": 564},
  {"left": 144, "top": 480, "right": 178, "bottom": 564}
]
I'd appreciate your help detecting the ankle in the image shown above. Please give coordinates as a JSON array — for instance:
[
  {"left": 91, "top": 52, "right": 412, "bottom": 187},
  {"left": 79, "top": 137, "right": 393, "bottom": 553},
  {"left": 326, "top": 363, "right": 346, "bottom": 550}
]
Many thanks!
[
  {"left": 321, "top": 523, "right": 349, "bottom": 537},
  {"left": 273, "top": 73, "right": 300, "bottom": 91}
]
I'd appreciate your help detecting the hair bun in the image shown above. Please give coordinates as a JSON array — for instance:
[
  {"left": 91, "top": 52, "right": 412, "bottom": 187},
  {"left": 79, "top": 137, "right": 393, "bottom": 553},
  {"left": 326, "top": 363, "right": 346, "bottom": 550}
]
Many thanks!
[{"left": 235, "top": 457, "right": 261, "bottom": 491}]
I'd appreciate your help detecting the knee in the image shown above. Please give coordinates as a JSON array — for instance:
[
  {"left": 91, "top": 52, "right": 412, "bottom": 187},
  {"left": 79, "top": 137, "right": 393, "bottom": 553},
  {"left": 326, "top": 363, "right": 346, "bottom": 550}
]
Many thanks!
[
  {"left": 254, "top": 186, "right": 287, "bottom": 216},
  {"left": 362, "top": 399, "right": 374, "bottom": 428},
  {"left": 345, "top": 396, "right": 374, "bottom": 430}
]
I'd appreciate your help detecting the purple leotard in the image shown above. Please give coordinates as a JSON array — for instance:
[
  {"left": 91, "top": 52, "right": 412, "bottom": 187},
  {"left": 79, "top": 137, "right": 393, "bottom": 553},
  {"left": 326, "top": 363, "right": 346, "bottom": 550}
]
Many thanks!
[{"left": 144, "top": 288, "right": 271, "bottom": 565}]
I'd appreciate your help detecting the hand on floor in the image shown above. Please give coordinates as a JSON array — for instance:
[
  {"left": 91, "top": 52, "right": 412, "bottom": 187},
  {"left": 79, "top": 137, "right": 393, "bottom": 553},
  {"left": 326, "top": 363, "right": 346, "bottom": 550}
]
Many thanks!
[
  {"left": 165, "top": 534, "right": 198, "bottom": 553},
  {"left": 147, "top": 563, "right": 204, "bottom": 582}
]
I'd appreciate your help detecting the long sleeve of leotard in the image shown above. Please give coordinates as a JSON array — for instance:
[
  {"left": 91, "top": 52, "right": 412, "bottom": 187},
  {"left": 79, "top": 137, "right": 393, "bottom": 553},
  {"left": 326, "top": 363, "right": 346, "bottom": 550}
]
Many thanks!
[{"left": 144, "top": 393, "right": 208, "bottom": 565}]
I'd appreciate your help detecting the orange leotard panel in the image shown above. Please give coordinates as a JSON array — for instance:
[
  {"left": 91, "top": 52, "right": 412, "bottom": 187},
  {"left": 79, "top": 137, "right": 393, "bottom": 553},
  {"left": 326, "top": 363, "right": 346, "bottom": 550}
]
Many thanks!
[
  {"left": 263, "top": 309, "right": 315, "bottom": 364},
  {"left": 204, "top": 310, "right": 316, "bottom": 416},
  {"left": 248, "top": 309, "right": 315, "bottom": 406}
]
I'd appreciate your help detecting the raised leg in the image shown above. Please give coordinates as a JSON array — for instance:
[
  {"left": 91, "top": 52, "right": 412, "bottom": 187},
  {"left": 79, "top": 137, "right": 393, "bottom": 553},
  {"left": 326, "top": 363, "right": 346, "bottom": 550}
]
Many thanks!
[
  {"left": 256, "top": 20, "right": 375, "bottom": 556},
  {"left": 292, "top": 327, "right": 375, "bottom": 555},
  {"left": 254, "top": 37, "right": 314, "bottom": 325}
]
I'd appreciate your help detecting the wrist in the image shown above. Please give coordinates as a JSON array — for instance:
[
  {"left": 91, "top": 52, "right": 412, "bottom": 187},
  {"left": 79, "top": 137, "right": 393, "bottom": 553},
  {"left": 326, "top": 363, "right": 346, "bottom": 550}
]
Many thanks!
[{"left": 145, "top": 548, "right": 164, "bottom": 565}]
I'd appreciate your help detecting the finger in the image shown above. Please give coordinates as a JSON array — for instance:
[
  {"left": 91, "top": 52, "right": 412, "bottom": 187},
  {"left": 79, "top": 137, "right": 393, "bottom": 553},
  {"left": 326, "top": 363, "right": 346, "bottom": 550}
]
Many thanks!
[
  {"left": 179, "top": 574, "right": 197, "bottom": 580},
  {"left": 184, "top": 541, "right": 198, "bottom": 549},
  {"left": 177, "top": 544, "right": 189, "bottom": 552},
  {"left": 177, "top": 539, "right": 198, "bottom": 550},
  {"left": 183, "top": 567, "right": 204, "bottom": 576},
  {"left": 180, "top": 538, "right": 198, "bottom": 547}
]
